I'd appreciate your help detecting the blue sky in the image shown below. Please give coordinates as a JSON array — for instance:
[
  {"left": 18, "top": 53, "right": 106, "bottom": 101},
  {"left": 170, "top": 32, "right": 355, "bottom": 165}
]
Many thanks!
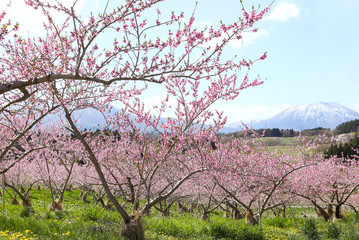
[
  {"left": 166, "top": 0, "right": 359, "bottom": 123},
  {"left": 5, "top": 0, "right": 359, "bottom": 124},
  {"left": 200, "top": 0, "right": 359, "bottom": 123}
]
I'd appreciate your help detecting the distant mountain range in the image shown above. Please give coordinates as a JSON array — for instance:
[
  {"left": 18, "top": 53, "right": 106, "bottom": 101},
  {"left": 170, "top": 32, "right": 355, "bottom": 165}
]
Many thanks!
[
  {"left": 226, "top": 102, "right": 359, "bottom": 132},
  {"left": 45, "top": 102, "right": 359, "bottom": 133}
]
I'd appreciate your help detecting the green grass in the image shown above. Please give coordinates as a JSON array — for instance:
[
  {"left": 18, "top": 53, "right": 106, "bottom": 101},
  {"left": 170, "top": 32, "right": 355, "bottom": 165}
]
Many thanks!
[
  {"left": 0, "top": 188, "right": 359, "bottom": 239},
  {"left": 145, "top": 214, "right": 264, "bottom": 240},
  {"left": 0, "top": 189, "right": 123, "bottom": 240}
]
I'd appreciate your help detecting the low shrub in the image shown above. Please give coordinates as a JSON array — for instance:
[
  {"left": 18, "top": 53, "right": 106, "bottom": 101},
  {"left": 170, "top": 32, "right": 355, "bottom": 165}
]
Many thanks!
[
  {"left": 344, "top": 212, "right": 359, "bottom": 224},
  {"left": 326, "top": 223, "right": 341, "bottom": 239},
  {"left": 82, "top": 206, "right": 105, "bottom": 222},
  {"left": 54, "top": 210, "right": 66, "bottom": 220},
  {"left": 145, "top": 216, "right": 203, "bottom": 238},
  {"left": 209, "top": 221, "right": 264, "bottom": 240},
  {"left": 263, "top": 216, "right": 296, "bottom": 228},
  {"left": 339, "top": 226, "right": 359, "bottom": 240},
  {"left": 302, "top": 218, "right": 320, "bottom": 240},
  {"left": 19, "top": 206, "right": 34, "bottom": 218}
]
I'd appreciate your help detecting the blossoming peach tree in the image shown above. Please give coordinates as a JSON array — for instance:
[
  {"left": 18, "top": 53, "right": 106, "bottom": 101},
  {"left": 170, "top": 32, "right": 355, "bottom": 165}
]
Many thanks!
[
  {"left": 289, "top": 156, "right": 359, "bottom": 221},
  {"left": 207, "top": 136, "right": 315, "bottom": 226},
  {"left": 1, "top": 0, "right": 270, "bottom": 238}
]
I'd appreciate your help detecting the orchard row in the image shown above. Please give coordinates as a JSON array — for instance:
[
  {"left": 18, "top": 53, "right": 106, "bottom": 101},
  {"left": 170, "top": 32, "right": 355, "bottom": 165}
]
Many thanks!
[
  {"left": 1, "top": 1, "right": 357, "bottom": 239},
  {"left": 2, "top": 127, "right": 359, "bottom": 228}
]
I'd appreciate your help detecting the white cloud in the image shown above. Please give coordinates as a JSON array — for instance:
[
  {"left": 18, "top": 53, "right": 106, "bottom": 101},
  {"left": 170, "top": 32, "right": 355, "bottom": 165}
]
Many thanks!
[
  {"left": 214, "top": 104, "right": 292, "bottom": 125},
  {"left": 230, "top": 29, "right": 269, "bottom": 49},
  {"left": 265, "top": 1, "right": 300, "bottom": 22},
  {"left": 4, "top": 0, "right": 95, "bottom": 37},
  {"left": 202, "top": 28, "right": 269, "bottom": 50},
  {"left": 4, "top": 0, "right": 46, "bottom": 36}
]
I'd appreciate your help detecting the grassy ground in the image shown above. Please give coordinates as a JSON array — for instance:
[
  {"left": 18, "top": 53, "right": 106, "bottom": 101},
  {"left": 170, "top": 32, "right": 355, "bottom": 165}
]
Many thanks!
[{"left": 0, "top": 189, "right": 359, "bottom": 239}]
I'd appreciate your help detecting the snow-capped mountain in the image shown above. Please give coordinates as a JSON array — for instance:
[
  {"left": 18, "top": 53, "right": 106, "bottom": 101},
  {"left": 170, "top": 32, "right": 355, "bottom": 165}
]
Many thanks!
[
  {"left": 251, "top": 102, "right": 359, "bottom": 130},
  {"left": 44, "top": 102, "right": 359, "bottom": 132}
]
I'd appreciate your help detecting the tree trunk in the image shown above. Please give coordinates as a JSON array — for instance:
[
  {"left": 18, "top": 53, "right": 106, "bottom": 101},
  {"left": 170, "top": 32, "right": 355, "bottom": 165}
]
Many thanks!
[
  {"left": 232, "top": 208, "right": 244, "bottom": 220},
  {"left": 177, "top": 201, "right": 190, "bottom": 213},
  {"left": 95, "top": 195, "right": 105, "bottom": 207},
  {"left": 22, "top": 196, "right": 32, "bottom": 207},
  {"left": 188, "top": 204, "right": 194, "bottom": 214},
  {"left": 104, "top": 200, "right": 113, "bottom": 210},
  {"left": 64, "top": 108, "right": 132, "bottom": 221},
  {"left": 315, "top": 205, "right": 330, "bottom": 221},
  {"left": 327, "top": 204, "right": 334, "bottom": 219},
  {"left": 142, "top": 208, "right": 150, "bottom": 217},
  {"left": 82, "top": 191, "right": 91, "bottom": 204},
  {"left": 334, "top": 204, "right": 344, "bottom": 220},
  {"left": 201, "top": 211, "right": 210, "bottom": 221},
  {"left": 161, "top": 208, "right": 170, "bottom": 217},
  {"left": 245, "top": 209, "right": 258, "bottom": 225},
  {"left": 11, "top": 197, "right": 19, "bottom": 205},
  {"left": 4, "top": 181, "right": 32, "bottom": 207},
  {"left": 49, "top": 200, "right": 63, "bottom": 211},
  {"left": 282, "top": 205, "right": 286, "bottom": 218},
  {"left": 120, "top": 214, "right": 145, "bottom": 240},
  {"left": 225, "top": 201, "right": 244, "bottom": 220}
]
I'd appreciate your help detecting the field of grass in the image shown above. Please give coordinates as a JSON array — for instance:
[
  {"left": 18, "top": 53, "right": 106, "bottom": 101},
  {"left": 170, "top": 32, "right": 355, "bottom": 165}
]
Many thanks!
[{"left": 0, "top": 189, "right": 359, "bottom": 239}]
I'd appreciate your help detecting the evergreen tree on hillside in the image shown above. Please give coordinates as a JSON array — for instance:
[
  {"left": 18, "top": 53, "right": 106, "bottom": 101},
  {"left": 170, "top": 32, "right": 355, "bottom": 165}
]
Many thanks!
[
  {"left": 324, "top": 132, "right": 359, "bottom": 159},
  {"left": 289, "top": 129, "right": 295, "bottom": 137},
  {"left": 255, "top": 128, "right": 283, "bottom": 137},
  {"left": 335, "top": 119, "right": 359, "bottom": 134},
  {"left": 271, "top": 128, "right": 282, "bottom": 137}
]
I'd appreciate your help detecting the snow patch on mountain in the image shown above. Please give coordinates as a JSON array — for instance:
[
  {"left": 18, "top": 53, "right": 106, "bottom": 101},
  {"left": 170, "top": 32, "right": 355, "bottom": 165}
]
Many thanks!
[{"left": 251, "top": 102, "right": 359, "bottom": 130}]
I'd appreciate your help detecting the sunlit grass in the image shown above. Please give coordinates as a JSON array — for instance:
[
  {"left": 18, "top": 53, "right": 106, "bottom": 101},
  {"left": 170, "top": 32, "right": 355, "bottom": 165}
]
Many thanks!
[{"left": 0, "top": 189, "right": 359, "bottom": 239}]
